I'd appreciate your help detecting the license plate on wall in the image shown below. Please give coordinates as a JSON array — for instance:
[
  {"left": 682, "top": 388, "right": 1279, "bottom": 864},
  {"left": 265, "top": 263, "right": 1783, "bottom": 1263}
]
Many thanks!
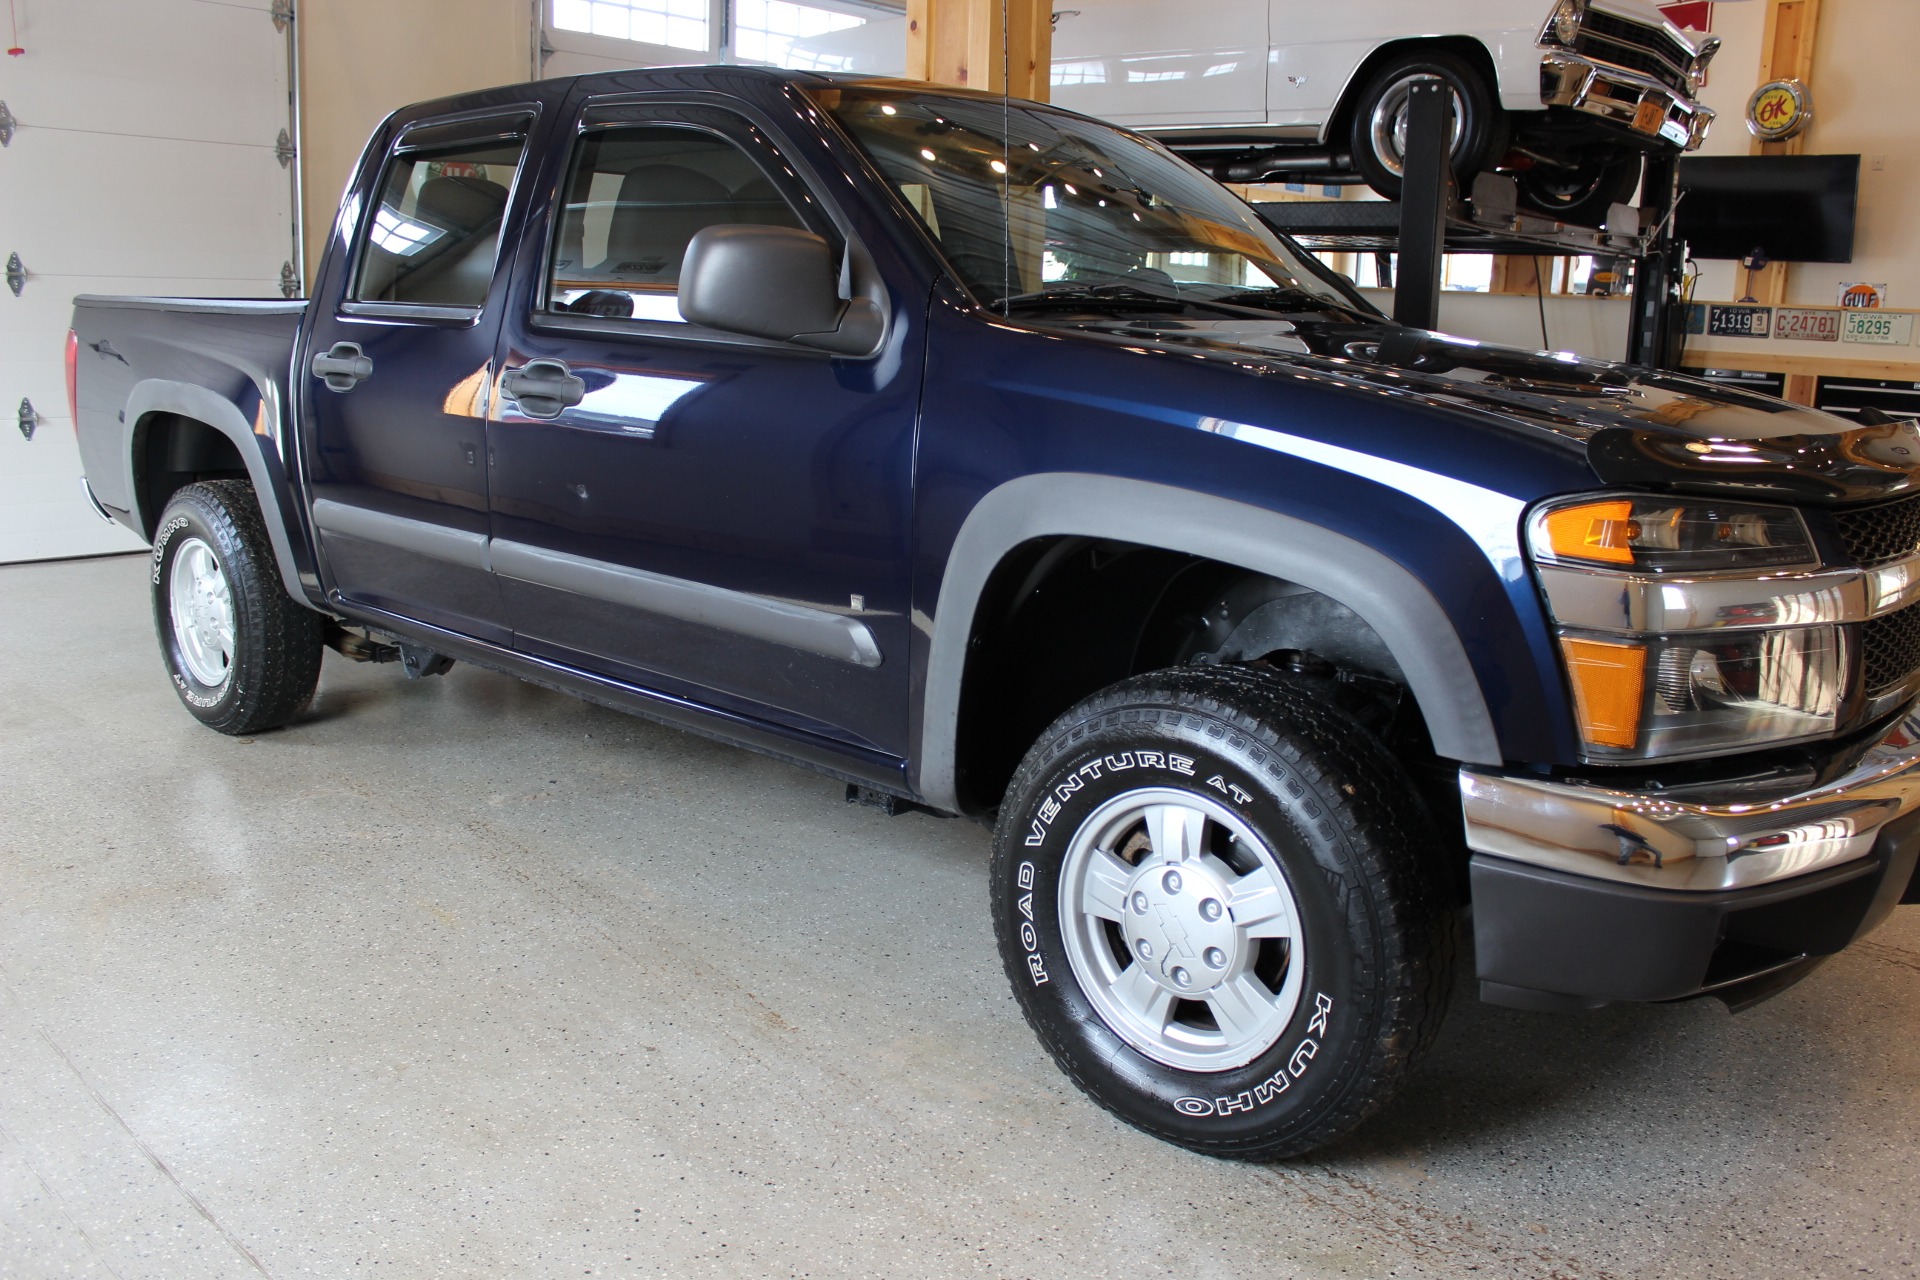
[
  {"left": 1708, "top": 305, "right": 1772, "bottom": 338},
  {"left": 1843, "top": 312, "right": 1916, "bottom": 345},
  {"left": 1776, "top": 309, "right": 1842, "bottom": 342}
]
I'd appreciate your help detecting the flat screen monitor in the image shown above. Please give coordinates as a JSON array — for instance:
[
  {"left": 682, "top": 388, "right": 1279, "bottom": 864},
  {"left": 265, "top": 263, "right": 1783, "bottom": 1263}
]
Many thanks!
[{"left": 1676, "top": 155, "right": 1860, "bottom": 263}]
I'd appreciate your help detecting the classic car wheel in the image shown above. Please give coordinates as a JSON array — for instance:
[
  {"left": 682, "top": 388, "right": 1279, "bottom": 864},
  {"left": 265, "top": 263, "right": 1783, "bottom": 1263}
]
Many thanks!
[
  {"left": 152, "top": 480, "right": 325, "bottom": 735},
  {"left": 990, "top": 665, "right": 1456, "bottom": 1159},
  {"left": 1516, "top": 153, "right": 1645, "bottom": 228},
  {"left": 1347, "top": 51, "right": 1504, "bottom": 203}
]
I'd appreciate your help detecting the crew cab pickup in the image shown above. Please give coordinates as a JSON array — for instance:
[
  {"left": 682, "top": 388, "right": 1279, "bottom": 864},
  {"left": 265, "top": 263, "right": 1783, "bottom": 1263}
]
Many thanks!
[{"left": 69, "top": 67, "right": 1920, "bottom": 1159}]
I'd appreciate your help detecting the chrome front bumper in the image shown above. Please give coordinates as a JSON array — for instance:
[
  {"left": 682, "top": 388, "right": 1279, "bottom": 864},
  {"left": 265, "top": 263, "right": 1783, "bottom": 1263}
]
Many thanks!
[
  {"left": 1541, "top": 52, "right": 1713, "bottom": 151},
  {"left": 1461, "top": 707, "right": 1920, "bottom": 893}
]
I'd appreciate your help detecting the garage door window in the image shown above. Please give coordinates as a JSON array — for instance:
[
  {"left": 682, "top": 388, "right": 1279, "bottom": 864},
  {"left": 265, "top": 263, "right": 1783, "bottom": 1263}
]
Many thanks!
[{"left": 354, "top": 139, "right": 528, "bottom": 308}]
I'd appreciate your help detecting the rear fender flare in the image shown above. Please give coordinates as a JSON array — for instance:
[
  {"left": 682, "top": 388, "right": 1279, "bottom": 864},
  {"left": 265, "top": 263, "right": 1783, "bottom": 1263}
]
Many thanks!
[
  {"left": 124, "top": 379, "right": 307, "bottom": 604},
  {"left": 915, "top": 473, "right": 1501, "bottom": 812}
]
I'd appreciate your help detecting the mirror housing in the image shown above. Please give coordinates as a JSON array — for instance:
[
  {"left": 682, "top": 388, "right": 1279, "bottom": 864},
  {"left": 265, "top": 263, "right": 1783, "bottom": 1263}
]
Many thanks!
[{"left": 680, "top": 225, "right": 884, "bottom": 357}]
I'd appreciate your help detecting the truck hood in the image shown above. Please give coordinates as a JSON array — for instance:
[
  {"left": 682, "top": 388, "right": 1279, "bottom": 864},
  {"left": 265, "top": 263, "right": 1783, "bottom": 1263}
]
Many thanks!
[{"left": 1077, "top": 315, "right": 1920, "bottom": 506}]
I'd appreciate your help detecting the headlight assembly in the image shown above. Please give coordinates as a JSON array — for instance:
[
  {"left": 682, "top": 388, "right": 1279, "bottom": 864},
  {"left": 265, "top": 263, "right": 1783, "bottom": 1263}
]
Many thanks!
[
  {"left": 1542, "top": 0, "right": 1588, "bottom": 48},
  {"left": 1529, "top": 493, "right": 1843, "bottom": 762},
  {"left": 1559, "top": 627, "right": 1845, "bottom": 760}
]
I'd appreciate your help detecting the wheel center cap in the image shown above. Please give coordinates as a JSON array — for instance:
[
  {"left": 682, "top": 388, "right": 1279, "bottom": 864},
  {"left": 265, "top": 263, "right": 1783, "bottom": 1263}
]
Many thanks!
[{"left": 1123, "top": 860, "right": 1239, "bottom": 995}]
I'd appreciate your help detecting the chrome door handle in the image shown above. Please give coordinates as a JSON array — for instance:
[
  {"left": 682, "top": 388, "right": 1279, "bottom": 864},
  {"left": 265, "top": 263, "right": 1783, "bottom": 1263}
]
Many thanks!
[
  {"left": 311, "top": 341, "right": 373, "bottom": 392},
  {"left": 502, "top": 358, "right": 586, "bottom": 419}
]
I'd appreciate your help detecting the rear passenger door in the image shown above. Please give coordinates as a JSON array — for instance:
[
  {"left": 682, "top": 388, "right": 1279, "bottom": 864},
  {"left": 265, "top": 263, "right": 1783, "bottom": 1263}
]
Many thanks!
[
  {"left": 486, "top": 98, "right": 922, "bottom": 759},
  {"left": 301, "top": 106, "right": 542, "bottom": 644}
]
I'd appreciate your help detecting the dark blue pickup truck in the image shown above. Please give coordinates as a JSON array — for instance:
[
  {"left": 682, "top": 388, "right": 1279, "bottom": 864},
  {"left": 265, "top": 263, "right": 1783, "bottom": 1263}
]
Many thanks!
[{"left": 68, "top": 66, "right": 1920, "bottom": 1159}]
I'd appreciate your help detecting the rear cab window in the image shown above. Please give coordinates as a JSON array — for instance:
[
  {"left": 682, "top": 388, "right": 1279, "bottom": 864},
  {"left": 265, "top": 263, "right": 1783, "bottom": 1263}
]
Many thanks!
[{"left": 350, "top": 118, "right": 535, "bottom": 312}]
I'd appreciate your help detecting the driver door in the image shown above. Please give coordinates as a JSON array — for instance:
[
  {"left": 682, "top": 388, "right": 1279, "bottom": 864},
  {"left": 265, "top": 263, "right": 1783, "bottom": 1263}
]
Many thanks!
[{"left": 484, "top": 98, "right": 924, "bottom": 759}]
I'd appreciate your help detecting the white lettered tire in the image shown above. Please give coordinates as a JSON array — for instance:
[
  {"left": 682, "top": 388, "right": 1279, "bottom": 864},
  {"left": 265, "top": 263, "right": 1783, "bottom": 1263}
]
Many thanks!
[
  {"left": 990, "top": 665, "right": 1455, "bottom": 1159},
  {"left": 151, "top": 480, "right": 325, "bottom": 735}
]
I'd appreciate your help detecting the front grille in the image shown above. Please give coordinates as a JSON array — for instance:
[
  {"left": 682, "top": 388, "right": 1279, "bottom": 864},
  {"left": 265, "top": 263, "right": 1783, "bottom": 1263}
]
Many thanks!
[
  {"left": 1833, "top": 494, "right": 1920, "bottom": 567},
  {"left": 1862, "top": 601, "right": 1920, "bottom": 696},
  {"left": 1575, "top": 10, "right": 1695, "bottom": 96}
]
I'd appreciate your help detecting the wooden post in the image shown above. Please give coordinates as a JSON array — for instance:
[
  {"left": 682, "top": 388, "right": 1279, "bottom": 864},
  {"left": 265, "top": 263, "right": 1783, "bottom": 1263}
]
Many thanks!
[
  {"left": 1491, "top": 255, "right": 1546, "bottom": 297},
  {"left": 1748, "top": 0, "right": 1824, "bottom": 305},
  {"left": 905, "top": 0, "right": 1052, "bottom": 101}
]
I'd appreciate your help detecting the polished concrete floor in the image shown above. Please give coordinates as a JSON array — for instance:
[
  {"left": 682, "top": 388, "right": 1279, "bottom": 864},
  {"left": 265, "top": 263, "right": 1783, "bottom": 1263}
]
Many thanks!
[{"left": 3, "top": 553, "right": 1919, "bottom": 1280}]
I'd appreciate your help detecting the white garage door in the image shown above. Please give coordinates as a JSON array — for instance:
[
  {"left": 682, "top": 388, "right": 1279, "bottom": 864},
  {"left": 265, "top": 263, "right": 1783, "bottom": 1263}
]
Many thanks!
[{"left": 0, "top": 0, "right": 296, "bottom": 563}]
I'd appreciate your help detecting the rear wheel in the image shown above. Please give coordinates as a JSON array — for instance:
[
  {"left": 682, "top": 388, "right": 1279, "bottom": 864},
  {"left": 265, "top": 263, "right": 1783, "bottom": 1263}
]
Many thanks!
[
  {"left": 151, "top": 480, "right": 324, "bottom": 734},
  {"left": 990, "top": 665, "right": 1456, "bottom": 1159},
  {"left": 1516, "top": 152, "right": 1644, "bottom": 227}
]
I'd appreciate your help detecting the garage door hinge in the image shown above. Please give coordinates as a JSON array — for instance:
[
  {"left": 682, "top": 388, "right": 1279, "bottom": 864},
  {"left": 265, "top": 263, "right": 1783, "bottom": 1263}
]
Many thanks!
[
  {"left": 0, "top": 101, "right": 14, "bottom": 148},
  {"left": 5, "top": 253, "right": 24, "bottom": 296},
  {"left": 280, "top": 261, "right": 300, "bottom": 298},
  {"left": 18, "top": 398, "right": 39, "bottom": 441},
  {"left": 275, "top": 127, "right": 296, "bottom": 168},
  {"left": 271, "top": 0, "right": 294, "bottom": 33}
]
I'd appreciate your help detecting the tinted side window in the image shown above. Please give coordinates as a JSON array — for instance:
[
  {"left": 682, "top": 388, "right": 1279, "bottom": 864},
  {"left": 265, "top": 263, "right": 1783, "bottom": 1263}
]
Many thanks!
[
  {"left": 353, "top": 139, "right": 527, "bottom": 306},
  {"left": 548, "top": 125, "right": 805, "bottom": 323}
]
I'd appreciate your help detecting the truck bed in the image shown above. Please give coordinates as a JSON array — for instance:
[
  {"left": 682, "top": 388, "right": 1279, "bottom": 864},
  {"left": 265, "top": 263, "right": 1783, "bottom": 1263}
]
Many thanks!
[{"left": 71, "top": 296, "right": 307, "bottom": 529}]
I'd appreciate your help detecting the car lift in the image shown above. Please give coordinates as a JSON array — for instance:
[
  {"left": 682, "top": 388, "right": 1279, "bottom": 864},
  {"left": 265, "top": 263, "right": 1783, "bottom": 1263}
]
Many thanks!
[{"left": 1236, "top": 80, "right": 1687, "bottom": 370}]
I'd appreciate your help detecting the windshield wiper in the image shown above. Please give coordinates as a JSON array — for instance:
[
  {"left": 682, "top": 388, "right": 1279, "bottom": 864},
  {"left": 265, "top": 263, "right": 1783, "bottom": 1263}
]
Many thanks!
[
  {"left": 1204, "top": 286, "right": 1367, "bottom": 317},
  {"left": 998, "top": 282, "right": 1363, "bottom": 322},
  {"left": 994, "top": 284, "right": 1193, "bottom": 314}
]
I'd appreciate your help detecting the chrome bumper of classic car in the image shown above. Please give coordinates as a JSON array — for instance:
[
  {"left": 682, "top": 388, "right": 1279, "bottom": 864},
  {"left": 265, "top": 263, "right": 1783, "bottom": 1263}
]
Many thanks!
[
  {"left": 1540, "top": 52, "right": 1714, "bottom": 151},
  {"left": 1460, "top": 707, "right": 1920, "bottom": 894}
]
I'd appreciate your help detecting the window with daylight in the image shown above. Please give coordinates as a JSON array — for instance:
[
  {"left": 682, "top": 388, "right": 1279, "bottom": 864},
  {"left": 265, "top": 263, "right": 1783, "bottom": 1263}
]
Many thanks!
[
  {"left": 550, "top": 0, "right": 709, "bottom": 52},
  {"left": 732, "top": 0, "right": 869, "bottom": 70},
  {"left": 1051, "top": 60, "right": 1106, "bottom": 86}
]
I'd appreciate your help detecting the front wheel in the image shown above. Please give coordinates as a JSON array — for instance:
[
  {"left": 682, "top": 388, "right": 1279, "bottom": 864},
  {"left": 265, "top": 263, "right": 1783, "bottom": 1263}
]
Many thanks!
[
  {"left": 1347, "top": 50, "right": 1505, "bottom": 202},
  {"left": 990, "top": 666, "right": 1455, "bottom": 1159},
  {"left": 151, "top": 480, "right": 324, "bottom": 734}
]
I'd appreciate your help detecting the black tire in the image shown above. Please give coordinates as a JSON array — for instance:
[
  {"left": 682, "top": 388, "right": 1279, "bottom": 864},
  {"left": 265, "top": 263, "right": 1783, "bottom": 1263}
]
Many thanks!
[
  {"left": 1516, "top": 152, "right": 1645, "bottom": 228},
  {"left": 1347, "top": 50, "right": 1505, "bottom": 203},
  {"left": 150, "top": 480, "right": 325, "bottom": 735},
  {"left": 990, "top": 665, "right": 1455, "bottom": 1160}
]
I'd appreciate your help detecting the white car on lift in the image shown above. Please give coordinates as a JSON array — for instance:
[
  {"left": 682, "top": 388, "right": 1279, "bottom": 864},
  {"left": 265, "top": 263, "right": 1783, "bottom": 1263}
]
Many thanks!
[{"left": 799, "top": 0, "right": 1719, "bottom": 224}]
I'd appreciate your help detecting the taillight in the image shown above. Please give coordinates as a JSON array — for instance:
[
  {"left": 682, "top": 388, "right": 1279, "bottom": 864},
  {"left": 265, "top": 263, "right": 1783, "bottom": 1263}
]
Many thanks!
[{"left": 64, "top": 329, "right": 79, "bottom": 438}]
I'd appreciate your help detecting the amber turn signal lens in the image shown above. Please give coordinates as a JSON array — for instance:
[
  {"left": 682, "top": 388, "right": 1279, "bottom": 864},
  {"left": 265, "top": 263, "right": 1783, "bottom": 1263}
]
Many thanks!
[
  {"left": 1540, "top": 500, "right": 1637, "bottom": 566},
  {"left": 1560, "top": 636, "right": 1647, "bottom": 750}
]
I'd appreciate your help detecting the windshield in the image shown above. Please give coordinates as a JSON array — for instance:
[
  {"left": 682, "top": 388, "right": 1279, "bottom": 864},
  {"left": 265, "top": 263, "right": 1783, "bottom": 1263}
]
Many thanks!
[{"left": 811, "top": 83, "right": 1376, "bottom": 321}]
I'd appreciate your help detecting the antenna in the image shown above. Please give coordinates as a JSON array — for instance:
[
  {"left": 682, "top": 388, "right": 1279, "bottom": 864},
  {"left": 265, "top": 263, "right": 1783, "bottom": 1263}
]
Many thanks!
[{"left": 1001, "top": 0, "right": 1012, "bottom": 311}]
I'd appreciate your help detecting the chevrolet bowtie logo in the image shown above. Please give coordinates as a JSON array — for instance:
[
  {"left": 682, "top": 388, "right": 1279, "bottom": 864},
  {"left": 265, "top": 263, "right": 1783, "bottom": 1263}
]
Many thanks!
[{"left": 1153, "top": 903, "right": 1194, "bottom": 958}]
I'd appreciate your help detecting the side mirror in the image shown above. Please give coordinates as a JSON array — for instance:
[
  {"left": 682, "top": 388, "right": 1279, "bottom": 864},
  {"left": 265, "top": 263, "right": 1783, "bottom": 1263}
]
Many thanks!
[{"left": 680, "top": 225, "right": 884, "bottom": 357}]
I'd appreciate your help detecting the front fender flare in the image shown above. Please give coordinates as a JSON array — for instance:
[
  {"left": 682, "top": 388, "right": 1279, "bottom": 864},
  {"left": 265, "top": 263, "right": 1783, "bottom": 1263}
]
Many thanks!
[{"left": 915, "top": 473, "right": 1503, "bottom": 812}]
